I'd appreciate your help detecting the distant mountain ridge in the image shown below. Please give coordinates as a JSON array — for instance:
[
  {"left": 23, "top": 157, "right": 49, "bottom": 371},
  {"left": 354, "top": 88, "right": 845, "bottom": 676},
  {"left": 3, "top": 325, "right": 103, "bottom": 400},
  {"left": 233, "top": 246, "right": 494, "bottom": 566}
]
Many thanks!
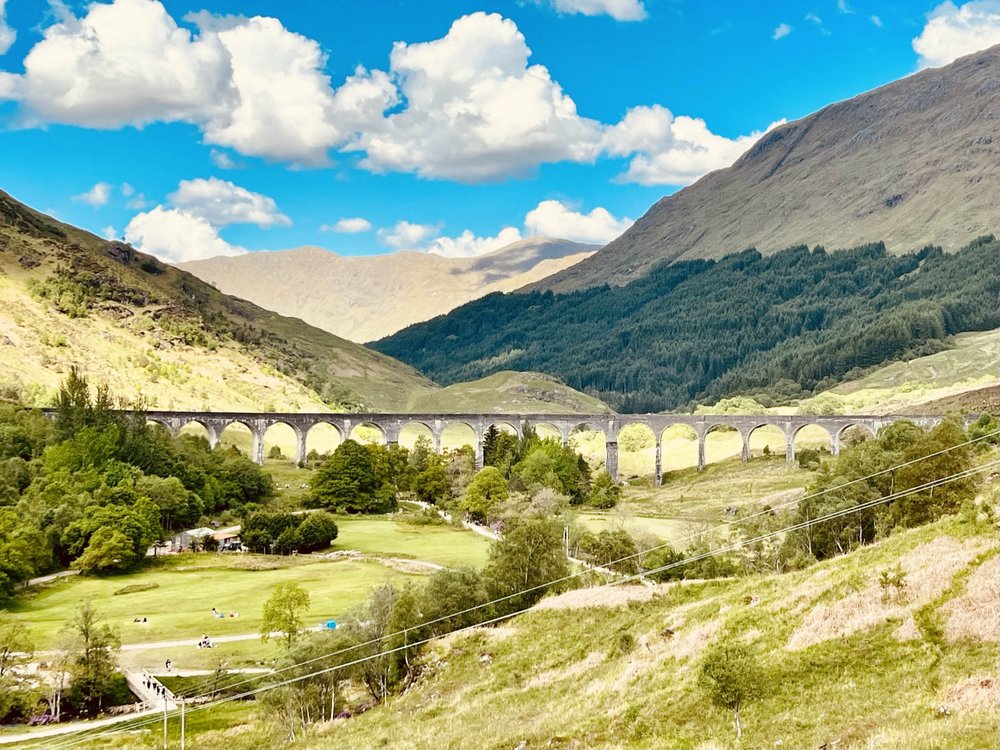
[
  {"left": 180, "top": 238, "right": 596, "bottom": 343},
  {"left": 535, "top": 44, "right": 1000, "bottom": 292}
]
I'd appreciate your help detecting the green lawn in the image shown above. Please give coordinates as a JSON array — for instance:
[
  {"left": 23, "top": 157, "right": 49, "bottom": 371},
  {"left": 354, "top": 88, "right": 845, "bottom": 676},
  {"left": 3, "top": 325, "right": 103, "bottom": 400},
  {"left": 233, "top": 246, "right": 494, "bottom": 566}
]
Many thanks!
[{"left": 331, "top": 516, "right": 490, "bottom": 568}]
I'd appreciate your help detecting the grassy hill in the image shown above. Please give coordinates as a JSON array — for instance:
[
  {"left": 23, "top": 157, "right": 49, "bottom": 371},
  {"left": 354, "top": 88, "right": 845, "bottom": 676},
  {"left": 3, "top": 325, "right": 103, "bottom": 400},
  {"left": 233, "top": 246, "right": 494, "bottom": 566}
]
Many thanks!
[
  {"left": 293, "top": 516, "right": 998, "bottom": 750},
  {"left": 0, "top": 189, "right": 438, "bottom": 411},
  {"left": 406, "top": 371, "right": 612, "bottom": 413}
]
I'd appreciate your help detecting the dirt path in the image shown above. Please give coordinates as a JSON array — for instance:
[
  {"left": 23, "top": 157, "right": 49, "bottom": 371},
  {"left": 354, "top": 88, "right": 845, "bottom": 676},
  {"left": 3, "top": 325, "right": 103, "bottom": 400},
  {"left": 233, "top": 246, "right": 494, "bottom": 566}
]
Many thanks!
[{"left": 0, "top": 707, "right": 162, "bottom": 746}]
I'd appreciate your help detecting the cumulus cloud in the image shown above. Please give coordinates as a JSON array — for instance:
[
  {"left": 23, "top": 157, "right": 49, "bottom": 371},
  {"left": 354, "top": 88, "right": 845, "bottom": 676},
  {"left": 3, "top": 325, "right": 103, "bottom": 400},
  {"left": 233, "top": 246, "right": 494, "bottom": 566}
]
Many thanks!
[
  {"left": 603, "top": 104, "right": 785, "bottom": 185},
  {"left": 773, "top": 23, "right": 793, "bottom": 40},
  {"left": 125, "top": 206, "right": 246, "bottom": 263},
  {"left": 101, "top": 225, "right": 118, "bottom": 240},
  {"left": 72, "top": 182, "right": 112, "bottom": 207},
  {"left": 350, "top": 12, "right": 604, "bottom": 182},
  {"left": 322, "top": 217, "right": 372, "bottom": 233},
  {"left": 524, "top": 200, "right": 631, "bottom": 244},
  {"left": 425, "top": 226, "right": 523, "bottom": 258},
  {"left": 380, "top": 199, "right": 630, "bottom": 258},
  {"left": 169, "top": 177, "right": 291, "bottom": 228},
  {"left": 913, "top": 1, "right": 1000, "bottom": 68},
  {"left": 2, "top": 0, "right": 393, "bottom": 165},
  {"left": 0, "top": 0, "right": 16, "bottom": 56},
  {"left": 539, "top": 0, "right": 647, "bottom": 21},
  {"left": 1, "top": 3, "right": 770, "bottom": 186},
  {"left": 377, "top": 221, "right": 442, "bottom": 250}
]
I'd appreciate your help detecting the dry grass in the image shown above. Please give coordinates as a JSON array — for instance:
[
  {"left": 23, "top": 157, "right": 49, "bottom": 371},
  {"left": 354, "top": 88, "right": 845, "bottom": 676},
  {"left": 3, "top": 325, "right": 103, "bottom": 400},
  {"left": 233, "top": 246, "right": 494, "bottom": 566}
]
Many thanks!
[
  {"left": 532, "top": 584, "right": 665, "bottom": 611},
  {"left": 942, "top": 556, "right": 1000, "bottom": 642},
  {"left": 787, "top": 537, "right": 990, "bottom": 650},
  {"left": 525, "top": 651, "right": 605, "bottom": 689},
  {"left": 939, "top": 674, "right": 1000, "bottom": 714}
]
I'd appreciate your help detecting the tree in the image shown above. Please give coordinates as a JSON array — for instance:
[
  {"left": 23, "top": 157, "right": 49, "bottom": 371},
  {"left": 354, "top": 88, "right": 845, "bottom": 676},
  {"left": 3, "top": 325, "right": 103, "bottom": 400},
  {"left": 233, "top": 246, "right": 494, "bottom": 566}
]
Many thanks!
[
  {"left": 588, "top": 470, "right": 621, "bottom": 509},
  {"left": 0, "top": 612, "right": 33, "bottom": 721},
  {"left": 72, "top": 527, "right": 137, "bottom": 572},
  {"left": 699, "top": 641, "right": 765, "bottom": 739},
  {"left": 484, "top": 517, "right": 569, "bottom": 615},
  {"left": 412, "top": 460, "right": 450, "bottom": 504},
  {"left": 309, "top": 440, "right": 395, "bottom": 513},
  {"left": 461, "top": 466, "right": 509, "bottom": 524},
  {"left": 64, "top": 600, "right": 121, "bottom": 717},
  {"left": 261, "top": 582, "right": 311, "bottom": 648},
  {"left": 297, "top": 512, "right": 339, "bottom": 553}
]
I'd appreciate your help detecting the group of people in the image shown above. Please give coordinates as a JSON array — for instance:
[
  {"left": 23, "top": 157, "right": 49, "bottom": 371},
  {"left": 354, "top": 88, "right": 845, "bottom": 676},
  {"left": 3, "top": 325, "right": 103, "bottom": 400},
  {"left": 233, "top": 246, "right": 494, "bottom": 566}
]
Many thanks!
[
  {"left": 198, "top": 634, "right": 214, "bottom": 648},
  {"left": 142, "top": 673, "right": 170, "bottom": 701},
  {"left": 210, "top": 607, "right": 239, "bottom": 618}
]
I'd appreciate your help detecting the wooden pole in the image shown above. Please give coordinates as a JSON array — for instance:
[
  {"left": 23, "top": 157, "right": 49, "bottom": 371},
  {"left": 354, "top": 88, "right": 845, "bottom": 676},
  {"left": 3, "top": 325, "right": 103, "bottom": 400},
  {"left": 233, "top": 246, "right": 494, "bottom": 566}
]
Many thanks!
[
  {"left": 163, "top": 696, "right": 168, "bottom": 750},
  {"left": 180, "top": 698, "right": 186, "bottom": 750}
]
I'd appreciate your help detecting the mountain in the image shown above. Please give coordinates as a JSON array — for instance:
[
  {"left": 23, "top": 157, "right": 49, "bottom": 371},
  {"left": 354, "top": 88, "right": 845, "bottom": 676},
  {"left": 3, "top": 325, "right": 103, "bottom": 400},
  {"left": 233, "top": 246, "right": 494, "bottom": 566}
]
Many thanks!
[
  {"left": 374, "top": 240, "right": 1000, "bottom": 412},
  {"left": 535, "top": 45, "right": 1000, "bottom": 293},
  {"left": 179, "top": 238, "right": 596, "bottom": 343}
]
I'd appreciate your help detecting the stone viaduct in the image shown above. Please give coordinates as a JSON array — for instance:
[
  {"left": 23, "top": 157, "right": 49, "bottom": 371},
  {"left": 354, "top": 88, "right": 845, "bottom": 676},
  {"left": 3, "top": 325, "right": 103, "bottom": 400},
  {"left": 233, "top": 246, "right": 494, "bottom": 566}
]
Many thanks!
[{"left": 130, "top": 411, "right": 964, "bottom": 485}]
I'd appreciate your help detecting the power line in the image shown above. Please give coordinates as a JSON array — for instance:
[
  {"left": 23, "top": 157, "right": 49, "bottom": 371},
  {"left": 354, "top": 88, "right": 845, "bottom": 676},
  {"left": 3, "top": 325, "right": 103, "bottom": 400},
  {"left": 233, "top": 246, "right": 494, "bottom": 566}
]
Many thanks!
[{"left": 39, "top": 456, "right": 999, "bottom": 750}]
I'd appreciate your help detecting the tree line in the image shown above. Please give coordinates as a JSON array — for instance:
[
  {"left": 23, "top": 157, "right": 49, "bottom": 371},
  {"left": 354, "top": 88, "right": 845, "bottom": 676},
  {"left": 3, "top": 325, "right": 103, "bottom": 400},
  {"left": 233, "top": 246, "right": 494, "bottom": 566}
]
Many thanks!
[{"left": 374, "top": 238, "right": 1000, "bottom": 412}]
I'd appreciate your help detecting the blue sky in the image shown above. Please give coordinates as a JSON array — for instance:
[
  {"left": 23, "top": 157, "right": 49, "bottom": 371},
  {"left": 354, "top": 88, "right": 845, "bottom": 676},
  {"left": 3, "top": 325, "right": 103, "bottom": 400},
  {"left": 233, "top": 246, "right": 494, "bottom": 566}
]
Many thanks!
[{"left": 1, "top": 0, "right": 998, "bottom": 262}]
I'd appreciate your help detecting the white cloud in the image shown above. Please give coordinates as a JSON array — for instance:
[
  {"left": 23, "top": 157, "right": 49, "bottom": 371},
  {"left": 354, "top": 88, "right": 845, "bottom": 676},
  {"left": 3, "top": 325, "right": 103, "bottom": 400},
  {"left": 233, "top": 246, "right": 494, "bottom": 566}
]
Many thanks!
[
  {"left": 72, "top": 182, "right": 112, "bottom": 207},
  {"left": 540, "top": 0, "right": 647, "bottom": 21},
  {"left": 210, "top": 148, "right": 238, "bottom": 169},
  {"left": 837, "top": 0, "right": 854, "bottom": 13},
  {"left": 0, "top": 0, "right": 16, "bottom": 56},
  {"left": 805, "top": 13, "right": 823, "bottom": 24},
  {"left": 350, "top": 12, "right": 604, "bottom": 182},
  {"left": 169, "top": 177, "right": 291, "bottom": 228},
  {"left": 101, "top": 225, "right": 118, "bottom": 240},
  {"left": 126, "top": 193, "right": 149, "bottom": 210},
  {"left": 426, "top": 226, "right": 523, "bottom": 258},
  {"left": 377, "top": 221, "right": 442, "bottom": 250},
  {"left": 322, "top": 217, "right": 372, "bottom": 234},
  {"left": 913, "top": 1, "right": 1000, "bottom": 68},
  {"left": 121, "top": 183, "right": 135, "bottom": 198},
  {"left": 603, "top": 104, "right": 786, "bottom": 186},
  {"left": 871, "top": 14, "right": 884, "bottom": 27},
  {"left": 125, "top": 206, "right": 246, "bottom": 263},
  {"left": 2, "top": 4, "right": 773, "bottom": 187},
  {"left": 2, "top": 0, "right": 392, "bottom": 165},
  {"left": 524, "top": 200, "right": 631, "bottom": 244},
  {"left": 773, "top": 23, "right": 793, "bottom": 40}
]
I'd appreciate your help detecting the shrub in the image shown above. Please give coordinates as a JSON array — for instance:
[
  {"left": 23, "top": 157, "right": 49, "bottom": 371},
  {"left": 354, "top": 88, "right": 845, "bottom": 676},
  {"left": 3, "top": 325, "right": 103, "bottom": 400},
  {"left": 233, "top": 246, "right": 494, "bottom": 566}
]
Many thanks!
[{"left": 113, "top": 582, "right": 160, "bottom": 596}]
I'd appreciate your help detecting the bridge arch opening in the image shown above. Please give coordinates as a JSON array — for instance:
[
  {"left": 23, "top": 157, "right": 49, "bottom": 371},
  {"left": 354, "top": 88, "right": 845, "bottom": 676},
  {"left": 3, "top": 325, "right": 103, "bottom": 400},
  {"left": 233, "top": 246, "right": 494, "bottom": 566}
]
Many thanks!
[
  {"left": 262, "top": 422, "right": 298, "bottom": 463},
  {"left": 617, "top": 423, "right": 656, "bottom": 481},
  {"left": 219, "top": 421, "right": 255, "bottom": 457},
  {"left": 746, "top": 424, "right": 787, "bottom": 460},
  {"left": 793, "top": 424, "right": 834, "bottom": 467},
  {"left": 399, "top": 422, "right": 435, "bottom": 451},
  {"left": 349, "top": 422, "right": 387, "bottom": 446},
  {"left": 704, "top": 423, "right": 745, "bottom": 467},
  {"left": 568, "top": 422, "right": 607, "bottom": 473},
  {"left": 145, "top": 419, "right": 173, "bottom": 438},
  {"left": 839, "top": 423, "right": 875, "bottom": 448},
  {"left": 178, "top": 420, "right": 211, "bottom": 447},
  {"left": 305, "top": 422, "right": 343, "bottom": 463},
  {"left": 441, "top": 422, "right": 477, "bottom": 453},
  {"left": 659, "top": 423, "right": 699, "bottom": 473}
]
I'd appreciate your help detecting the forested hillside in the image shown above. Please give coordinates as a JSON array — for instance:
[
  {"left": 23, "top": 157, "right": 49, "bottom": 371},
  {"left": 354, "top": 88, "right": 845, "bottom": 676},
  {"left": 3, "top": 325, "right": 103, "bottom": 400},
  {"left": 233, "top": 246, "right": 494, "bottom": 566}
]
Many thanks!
[{"left": 375, "top": 238, "right": 1000, "bottom": 412}]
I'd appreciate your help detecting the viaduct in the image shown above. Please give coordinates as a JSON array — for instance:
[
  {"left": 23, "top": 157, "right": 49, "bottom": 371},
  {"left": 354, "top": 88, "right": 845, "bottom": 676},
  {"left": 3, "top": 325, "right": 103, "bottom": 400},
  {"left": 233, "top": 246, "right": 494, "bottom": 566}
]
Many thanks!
[{"left": 127, "top": 411, "right": 966, "bottom": 485}]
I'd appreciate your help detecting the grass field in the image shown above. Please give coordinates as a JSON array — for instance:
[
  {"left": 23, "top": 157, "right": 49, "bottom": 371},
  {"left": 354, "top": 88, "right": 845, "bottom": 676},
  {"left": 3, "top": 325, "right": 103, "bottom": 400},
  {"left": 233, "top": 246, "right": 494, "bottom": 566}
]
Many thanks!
[{"left": 331, "top": 517, "right": 490, "bottom": 568}]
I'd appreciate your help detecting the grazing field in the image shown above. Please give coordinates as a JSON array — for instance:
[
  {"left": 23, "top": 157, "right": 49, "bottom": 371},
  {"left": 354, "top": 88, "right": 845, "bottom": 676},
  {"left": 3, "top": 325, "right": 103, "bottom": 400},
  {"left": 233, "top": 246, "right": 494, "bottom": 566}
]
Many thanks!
[{"left": 11, "top": 517, "right": 490, "bottom": 652}]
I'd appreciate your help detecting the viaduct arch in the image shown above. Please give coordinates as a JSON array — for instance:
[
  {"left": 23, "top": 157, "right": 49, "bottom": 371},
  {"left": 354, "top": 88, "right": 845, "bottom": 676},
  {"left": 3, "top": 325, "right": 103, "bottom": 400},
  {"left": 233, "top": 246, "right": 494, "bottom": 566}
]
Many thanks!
[{"left": 120, "top": 411, "right": 972, "bottom": 483}]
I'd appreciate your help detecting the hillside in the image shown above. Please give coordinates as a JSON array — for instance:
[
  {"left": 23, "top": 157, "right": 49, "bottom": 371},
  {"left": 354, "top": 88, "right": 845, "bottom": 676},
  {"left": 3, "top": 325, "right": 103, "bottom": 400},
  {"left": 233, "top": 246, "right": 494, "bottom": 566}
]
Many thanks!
[
  {"left": 535, "top": 44, "right": 1000, "bottom": 293},
  {"left": 406, "top": 371, "right": 612, "bottom": 414},
  {"left": 180, "top": 238, "right": 596, "bottom": 343},
  {"left": 270, "top": 516, "right": 997, "bottom": 749},
  {"left": 374, "top": 240, "right": 1000, "bottom": 412},
  {"left": 0, "top": 189, "right": 437, "bottom": 411}
]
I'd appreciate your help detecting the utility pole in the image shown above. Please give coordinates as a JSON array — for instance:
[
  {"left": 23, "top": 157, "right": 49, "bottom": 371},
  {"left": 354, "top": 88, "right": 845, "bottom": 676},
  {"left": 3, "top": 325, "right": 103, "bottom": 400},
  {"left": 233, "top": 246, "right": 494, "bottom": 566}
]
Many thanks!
[
  {"left": 180, "top": 698, "right": 186, "bottom": 750},
  {"left": 163, "top": 696, "right": 168, "bottom": 750}
]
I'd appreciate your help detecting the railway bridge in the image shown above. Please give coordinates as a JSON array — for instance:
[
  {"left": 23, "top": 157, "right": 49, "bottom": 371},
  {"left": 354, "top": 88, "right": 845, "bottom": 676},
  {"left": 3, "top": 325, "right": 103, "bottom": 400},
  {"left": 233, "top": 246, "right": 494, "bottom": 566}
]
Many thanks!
[{"left": 127, "top": 411, "right": 966, "bottom": 484}]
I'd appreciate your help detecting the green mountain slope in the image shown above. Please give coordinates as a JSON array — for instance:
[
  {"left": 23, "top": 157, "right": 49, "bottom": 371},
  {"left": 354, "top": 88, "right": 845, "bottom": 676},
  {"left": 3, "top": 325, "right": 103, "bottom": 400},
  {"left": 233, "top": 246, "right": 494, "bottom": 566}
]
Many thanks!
[
  {"left": 407, "top": 371, "right": 612, "bottom": 413},
  {"left": 0, "top": 189, "right": 436, "bottom": 411},
  {"left": 374, "top": 240, "right": 1000, "bottom": 412},
  {"left": 296, "top": 516, "right": 998, "bottom": 750}
]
